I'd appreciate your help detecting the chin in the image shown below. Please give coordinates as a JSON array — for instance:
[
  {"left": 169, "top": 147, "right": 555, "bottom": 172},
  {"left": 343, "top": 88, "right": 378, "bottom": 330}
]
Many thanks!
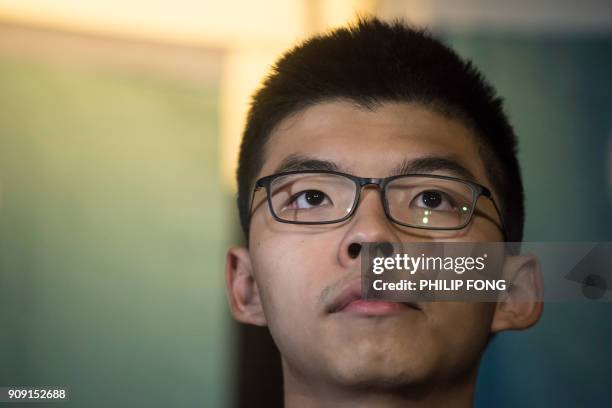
[
  {"left": 326, "top": 347, "right": 434, "bottom": 389},
  {"left": 329, "top": 363, "right": 429, "bottom": 389}
]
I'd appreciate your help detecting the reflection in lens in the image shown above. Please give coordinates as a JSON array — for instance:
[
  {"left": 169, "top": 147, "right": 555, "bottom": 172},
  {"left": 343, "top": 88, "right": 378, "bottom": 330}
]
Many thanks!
[{"left": 386, "top": 176, "right": 475, "bottom": 228}]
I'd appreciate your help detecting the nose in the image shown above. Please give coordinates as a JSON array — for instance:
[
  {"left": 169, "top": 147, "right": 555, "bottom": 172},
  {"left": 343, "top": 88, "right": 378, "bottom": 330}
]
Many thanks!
[{"left": 337, "top": 188, "right": 400, "bottom": 267}]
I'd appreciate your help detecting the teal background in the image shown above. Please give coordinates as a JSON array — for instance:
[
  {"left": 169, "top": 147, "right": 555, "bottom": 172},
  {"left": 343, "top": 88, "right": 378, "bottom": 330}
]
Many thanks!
[
  {"left": 0, "top": 56, "right": 233, "bottom": 407},
  {"left": 444, "top": 33, "right": 612, "bottom": 407}
]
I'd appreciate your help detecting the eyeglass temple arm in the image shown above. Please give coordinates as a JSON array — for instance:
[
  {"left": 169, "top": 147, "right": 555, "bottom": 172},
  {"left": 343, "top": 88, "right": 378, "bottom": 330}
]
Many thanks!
[
  {"left": 480, "top": 189, "right": 508, "bottom": 241},
  {"left": 247, "top": 181, "right": 266, "bottom": 220}
]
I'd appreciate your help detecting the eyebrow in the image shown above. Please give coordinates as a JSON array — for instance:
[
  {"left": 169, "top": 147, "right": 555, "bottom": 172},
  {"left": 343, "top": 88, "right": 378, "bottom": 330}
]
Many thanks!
[
  {"left": 271, "top": 154, "right": 476, "bottom": 181},
  {"left": 391, "top": 157, "right": 476, "bottom": 181},
  {"left": 273, "top": 154, "right": 340, "bottom": 173}
]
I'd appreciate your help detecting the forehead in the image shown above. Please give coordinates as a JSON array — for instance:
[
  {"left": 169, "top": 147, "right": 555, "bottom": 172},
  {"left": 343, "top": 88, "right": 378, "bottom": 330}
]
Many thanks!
[{"left": 260, "top": 101, "right": 487, "bottom": 184}]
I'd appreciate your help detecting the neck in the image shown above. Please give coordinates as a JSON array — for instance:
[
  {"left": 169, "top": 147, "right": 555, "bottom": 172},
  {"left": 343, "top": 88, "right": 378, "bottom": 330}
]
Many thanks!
[{"left": 282, "top": 360, "right": 477, "bottom": 408}]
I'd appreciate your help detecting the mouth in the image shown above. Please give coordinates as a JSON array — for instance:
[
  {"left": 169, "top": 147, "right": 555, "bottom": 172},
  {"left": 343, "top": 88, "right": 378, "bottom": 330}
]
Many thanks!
[{"left": 327, "top": 280, "right": 421, "bottom": 316}]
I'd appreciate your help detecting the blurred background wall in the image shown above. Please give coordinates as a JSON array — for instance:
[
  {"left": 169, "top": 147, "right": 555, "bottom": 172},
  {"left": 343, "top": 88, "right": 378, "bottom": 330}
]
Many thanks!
[{"left": 0, "top": 1, "right": 610, "bottom": 407}]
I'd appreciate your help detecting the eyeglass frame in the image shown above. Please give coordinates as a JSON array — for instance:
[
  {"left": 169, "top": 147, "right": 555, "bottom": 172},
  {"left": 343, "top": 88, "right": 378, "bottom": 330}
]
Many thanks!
[{"left": 250, "top": 169, "right": 507, "bottom": 239}]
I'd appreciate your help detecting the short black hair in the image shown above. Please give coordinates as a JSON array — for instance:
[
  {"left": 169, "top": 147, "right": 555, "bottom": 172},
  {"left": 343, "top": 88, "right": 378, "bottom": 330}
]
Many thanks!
[{"left": 236, "top": 18, "right": 523, "bottom": 242}]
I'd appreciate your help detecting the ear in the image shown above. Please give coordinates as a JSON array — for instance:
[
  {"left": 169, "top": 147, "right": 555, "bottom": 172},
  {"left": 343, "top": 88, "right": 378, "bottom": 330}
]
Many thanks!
[
  {"left": 224, "top": 246, "right": 267, "bottom": 326},
  {"left": 491, "top": 253, "right": 544, "bottom": 333}
]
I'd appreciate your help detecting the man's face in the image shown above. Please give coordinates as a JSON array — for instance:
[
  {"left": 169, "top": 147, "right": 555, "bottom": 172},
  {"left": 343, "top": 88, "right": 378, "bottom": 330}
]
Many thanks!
[{"left": 247, "top": 101, "right": 503, "bottom": 387}]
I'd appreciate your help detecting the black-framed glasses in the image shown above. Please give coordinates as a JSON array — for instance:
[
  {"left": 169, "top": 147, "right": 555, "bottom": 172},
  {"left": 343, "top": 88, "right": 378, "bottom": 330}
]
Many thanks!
[{"left": 251, "top": 170, "right": 506, "bottom": 236}]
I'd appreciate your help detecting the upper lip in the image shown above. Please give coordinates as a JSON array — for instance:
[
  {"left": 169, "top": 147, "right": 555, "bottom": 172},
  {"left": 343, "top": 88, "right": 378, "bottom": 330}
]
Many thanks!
[{"left": 326, "top": 279, "right": 421, "bottom": 313}]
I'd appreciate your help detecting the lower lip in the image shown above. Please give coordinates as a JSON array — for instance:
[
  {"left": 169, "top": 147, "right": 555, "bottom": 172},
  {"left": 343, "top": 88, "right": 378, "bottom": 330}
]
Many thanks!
[{"left": 339, "top": 300, "right": 417, "bottom": 316}]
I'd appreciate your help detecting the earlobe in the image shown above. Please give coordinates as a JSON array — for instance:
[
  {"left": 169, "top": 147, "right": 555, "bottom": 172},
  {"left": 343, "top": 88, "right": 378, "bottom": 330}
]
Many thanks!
[
  {"left": 225, "top": 246, "right": 268, "bottom": 327},
  {"left": 491, "top": 253, "right": 544, "bottom": 333}
]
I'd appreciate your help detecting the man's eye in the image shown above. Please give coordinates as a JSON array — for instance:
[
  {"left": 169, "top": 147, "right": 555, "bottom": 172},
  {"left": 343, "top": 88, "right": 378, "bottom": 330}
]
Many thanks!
[
  {"left": 287, "top": 190, "right": 331, "bottom": 209},
  {"left": 411, "top": 190, "right": 454, "bottom": 211}
]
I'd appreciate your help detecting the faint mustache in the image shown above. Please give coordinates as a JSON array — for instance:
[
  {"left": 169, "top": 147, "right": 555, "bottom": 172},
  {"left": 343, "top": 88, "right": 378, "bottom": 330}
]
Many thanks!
[{"left": 318, "top": 273, "right": 361, "bottom": 309}]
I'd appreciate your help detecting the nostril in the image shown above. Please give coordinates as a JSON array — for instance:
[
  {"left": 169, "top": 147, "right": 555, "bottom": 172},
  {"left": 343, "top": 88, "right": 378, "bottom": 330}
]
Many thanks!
[
  {"left": 348, "top": 243, "right": 362, "bottom": 259},
  {"left": 378, "top": 242, "right": 394, "bottom": 257}
]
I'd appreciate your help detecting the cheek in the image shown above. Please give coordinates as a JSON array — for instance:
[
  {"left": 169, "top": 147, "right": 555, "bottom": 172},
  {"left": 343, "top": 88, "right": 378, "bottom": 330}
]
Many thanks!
[
  {"left": 249, "top": 234, "right": 339, "bottom": 341},
  {"left": 426, "top": 303, "right": 494, "bottom": 369}
]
